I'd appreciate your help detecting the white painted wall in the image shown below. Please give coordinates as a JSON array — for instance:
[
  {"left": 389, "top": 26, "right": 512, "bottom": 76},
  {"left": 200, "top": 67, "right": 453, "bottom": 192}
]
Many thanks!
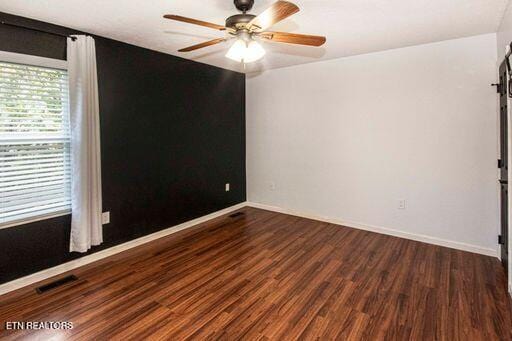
[
  {"left": 497, "top": 2, "right": 512, "bottom": 293},
  {"left": 247, "top": 34, "right": 499, "bottom": 255}
]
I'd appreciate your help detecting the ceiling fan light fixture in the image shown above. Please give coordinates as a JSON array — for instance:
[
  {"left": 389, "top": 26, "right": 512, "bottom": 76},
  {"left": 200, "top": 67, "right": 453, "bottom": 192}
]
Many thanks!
[{"left": 225, "top": 38, "right": 265, "bottom": 63}]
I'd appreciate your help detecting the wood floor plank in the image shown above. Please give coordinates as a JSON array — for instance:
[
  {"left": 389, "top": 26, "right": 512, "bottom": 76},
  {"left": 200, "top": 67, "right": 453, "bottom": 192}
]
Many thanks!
[{"left": 0, "top": 207, "right": 511, "bottom": 340}]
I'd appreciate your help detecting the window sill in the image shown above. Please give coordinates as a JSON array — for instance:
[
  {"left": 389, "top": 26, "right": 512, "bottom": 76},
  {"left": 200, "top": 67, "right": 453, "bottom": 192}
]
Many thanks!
[{"left": 0, "top": 210, "right": 71, "bottom": 230}]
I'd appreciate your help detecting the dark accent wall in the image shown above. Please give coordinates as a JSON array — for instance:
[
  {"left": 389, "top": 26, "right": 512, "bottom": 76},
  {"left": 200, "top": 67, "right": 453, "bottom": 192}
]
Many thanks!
[{"left": 0, "top": 12, "right": 246, "bottom": 284}]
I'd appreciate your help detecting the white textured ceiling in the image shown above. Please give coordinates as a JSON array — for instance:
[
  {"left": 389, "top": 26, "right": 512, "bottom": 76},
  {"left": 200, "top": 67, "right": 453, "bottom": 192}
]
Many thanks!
[{"left": 0, "top": 0, "right": 509, "bottom": 73}]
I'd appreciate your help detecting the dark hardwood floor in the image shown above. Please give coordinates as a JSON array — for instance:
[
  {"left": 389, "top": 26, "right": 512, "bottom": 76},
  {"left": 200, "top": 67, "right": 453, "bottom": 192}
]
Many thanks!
[{"left": 0, "top": 207, "right": 511, "bottom": 340}]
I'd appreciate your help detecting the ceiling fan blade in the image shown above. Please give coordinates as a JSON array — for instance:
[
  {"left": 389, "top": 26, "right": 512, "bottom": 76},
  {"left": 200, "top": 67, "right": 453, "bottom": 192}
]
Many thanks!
[
  {"left": 259, "top": 32, "right": 326, "bottom": 46},
  {"left": 247, "top": 1, "right": 300, "bottom": 31},
  {"left": 178, "top": 38, "right": 226, "bottom": 52},
  {"left": 164, "top": 15, "right": 226, "bottom": 31}
]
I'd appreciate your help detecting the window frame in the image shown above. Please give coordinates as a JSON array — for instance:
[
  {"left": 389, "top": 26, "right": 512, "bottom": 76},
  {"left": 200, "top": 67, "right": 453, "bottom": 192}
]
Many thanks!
[{"left": 0, "top": 50, "right": 71, "bottom": 230}]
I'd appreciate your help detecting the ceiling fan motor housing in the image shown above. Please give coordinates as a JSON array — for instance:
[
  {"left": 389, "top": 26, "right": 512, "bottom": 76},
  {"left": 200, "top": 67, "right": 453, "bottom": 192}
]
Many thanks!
[
  {"left": 234, "top": 0, "right": 254, "bottom": 12},
  {"left": 226, "top": 14, "right": 256, "bottom": 30}
]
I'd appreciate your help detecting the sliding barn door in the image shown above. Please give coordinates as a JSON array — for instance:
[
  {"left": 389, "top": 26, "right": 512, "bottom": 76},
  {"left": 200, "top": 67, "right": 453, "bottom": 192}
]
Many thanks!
[{"left": 498, "top": 60, "right": 508, "bottom": 275}]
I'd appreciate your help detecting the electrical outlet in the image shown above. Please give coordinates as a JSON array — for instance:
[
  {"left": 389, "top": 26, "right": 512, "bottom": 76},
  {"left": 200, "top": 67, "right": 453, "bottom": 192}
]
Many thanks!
[
  {"left": 398, "top": 199, "right": 406, "bottom": 210},
  {"left": 102, "top": 211, "right": 110, "bottom": 224},
  {"left": 270, "top": 182, "right": 276, "bottom": 191},
  {"left": 225, "top": 183, "right": 230, "bottom": 192}
]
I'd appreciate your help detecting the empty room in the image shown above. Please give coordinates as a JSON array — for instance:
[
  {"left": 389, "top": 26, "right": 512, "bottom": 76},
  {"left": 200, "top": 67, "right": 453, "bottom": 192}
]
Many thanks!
[{"left": 0, "top": 0, "right": 512, "bottom": 339}]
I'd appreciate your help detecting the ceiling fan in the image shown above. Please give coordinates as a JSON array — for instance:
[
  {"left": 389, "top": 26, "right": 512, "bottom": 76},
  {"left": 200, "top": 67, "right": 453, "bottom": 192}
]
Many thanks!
[{"left": 163, "top": 0, "right": 326, "bottom": 63}]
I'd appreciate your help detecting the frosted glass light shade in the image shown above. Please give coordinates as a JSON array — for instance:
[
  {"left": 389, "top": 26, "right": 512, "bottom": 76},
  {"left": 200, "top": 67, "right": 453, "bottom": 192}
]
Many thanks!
[
  {"left": 225, "top": 39, "right": 265, "bottom": 63},
  {"left": 226, "top": 39, "right": 247, "bottom": 62},
  {"left": 244, "top": 41, "right": 266, "bottom": 63}
]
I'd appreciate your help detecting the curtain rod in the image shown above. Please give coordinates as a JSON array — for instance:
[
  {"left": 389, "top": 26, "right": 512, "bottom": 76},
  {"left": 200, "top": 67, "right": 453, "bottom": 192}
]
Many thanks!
[{"left": 1, "top": 20, "right": 77, "bottom": 41}]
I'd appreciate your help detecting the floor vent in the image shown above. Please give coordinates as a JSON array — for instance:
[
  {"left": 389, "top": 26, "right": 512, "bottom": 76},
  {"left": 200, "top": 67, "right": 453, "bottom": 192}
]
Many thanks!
[
  {"left": 229, "top": 212, "right": 245, "bottom": 218},
  {"left": 36, "top": 275, "right": 78, "bottom": 294}
]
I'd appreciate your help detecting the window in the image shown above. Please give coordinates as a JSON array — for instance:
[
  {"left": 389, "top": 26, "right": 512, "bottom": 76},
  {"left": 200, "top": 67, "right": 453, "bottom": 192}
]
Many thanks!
[{"left": 0, "top": 53, "right": 71, "bottom": 228}]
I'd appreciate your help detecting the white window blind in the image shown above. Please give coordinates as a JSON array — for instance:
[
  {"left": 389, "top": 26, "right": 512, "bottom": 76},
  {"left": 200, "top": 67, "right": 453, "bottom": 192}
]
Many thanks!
[{"left": 0, "top": 60, "right": 71, "bottom": 227}]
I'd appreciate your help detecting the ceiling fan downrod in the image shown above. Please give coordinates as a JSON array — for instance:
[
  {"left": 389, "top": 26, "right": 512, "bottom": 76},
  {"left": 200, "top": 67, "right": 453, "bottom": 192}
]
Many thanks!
[{"left": 234, "top": 0, "right": 255, "bottom": 13}]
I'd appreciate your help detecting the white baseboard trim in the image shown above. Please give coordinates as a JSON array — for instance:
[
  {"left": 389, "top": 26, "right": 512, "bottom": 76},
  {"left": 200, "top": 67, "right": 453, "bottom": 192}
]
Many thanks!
[
  {"left": 246, "top": 202, "right": 498, "bottom": 258},
  {"left": 0, "top": 202, "right": 247, "bottom": 296}
]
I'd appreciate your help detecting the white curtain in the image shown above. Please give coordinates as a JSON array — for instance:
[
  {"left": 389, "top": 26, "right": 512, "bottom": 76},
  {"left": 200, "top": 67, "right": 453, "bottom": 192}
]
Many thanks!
[{"left": 67, "top": 35, "right": 103, "bottom": 253}]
